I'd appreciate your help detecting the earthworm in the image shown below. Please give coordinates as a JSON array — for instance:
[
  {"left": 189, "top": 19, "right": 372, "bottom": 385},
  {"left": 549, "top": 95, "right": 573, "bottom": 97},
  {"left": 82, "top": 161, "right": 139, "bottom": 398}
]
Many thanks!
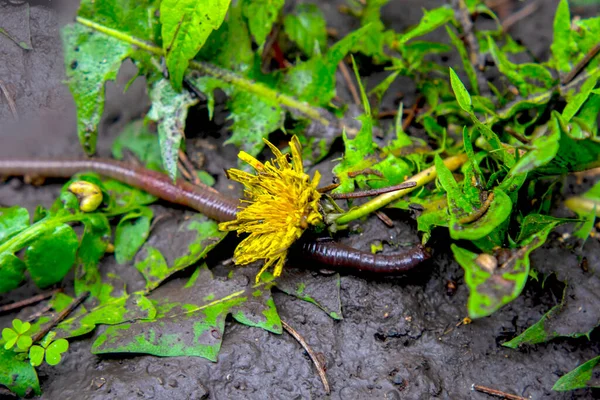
[
  {"left": 297, "top": 240, "right": 430, "bottom": 273},
  {"left": 0, "top": 158, "right": 429, "bottom": 272}
]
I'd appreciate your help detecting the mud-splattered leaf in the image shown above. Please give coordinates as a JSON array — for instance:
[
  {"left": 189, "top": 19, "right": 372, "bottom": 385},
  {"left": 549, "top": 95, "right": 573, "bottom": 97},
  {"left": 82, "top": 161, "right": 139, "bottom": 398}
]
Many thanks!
[
  {"left": 92, "top": 265, "right": 282, "bottom": 360},
  {"left": 134, "top": 213, "right": 227, "bottom": 290},
  {"left": 54, "top": 292, "right": 156, "bottom": 339},
  {"left": 283, "top": 3, "right": 327, "bottom": 57},
  {"left": 24, "top": 224, "right": 79, "bottom": 288},
  {"left": 0, "top": 347, "right": 40, "bottom": 397},
  {"left": 242, "top": 0, "right": 284, "bottom": 47},
  {"left": 115, "top": 207, "right": 153, "bottom": 264},
  {"left": 112, "top": 120, "right": 163, "bottom": 172},
  {"left": 0, "top": 206, "right": 29, "bottom": 243},
  {"left": 553, "top": 355, "right": 600, "bottom": 391},
  {"left": 452, "top": 216, "right": 562, "bottom": 318},
  {"left": 160, "top": 0, "right": 231, "bottom": 90},
  {"left": 225, "top": 90, "right": 285, "bottom": 159},
  {"left": 275, "top": 269, "right": 343, "bottom": 320},
  {"left": 147, "top": 78, "right": 199, "bottom": 181},
  {"left": 61, "top": 23, "right": 134, "bottom": 155},
  {"left": 0, "top": 3, "right": 32, "bottom": 50}
]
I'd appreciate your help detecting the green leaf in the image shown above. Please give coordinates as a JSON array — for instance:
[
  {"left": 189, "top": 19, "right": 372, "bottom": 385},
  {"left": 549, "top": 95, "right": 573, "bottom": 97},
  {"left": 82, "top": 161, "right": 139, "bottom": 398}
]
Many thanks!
[
  {"left": 224, "top": 89, "right": 285, "bottom": 158},
  {"left": 281, "top": 24, "right": 372, "bottom": 106},
  {"left": 24, "top": 224, "right": 79, "bottom": 288},
  {"left": 535, "top": 112, "right": 600, "bottom": 175},
  {"left": 488, "top": 36, "right": 556, "bottom": 96},
  {"left": 0, "top": 347, "right": 40, "bottom": 397},
  {"left": 553, "top": 355, "right": 600, "bottom": 391},
  {"left": 452, "top": 216, "right": 560, "bottom": 318},
  {"left": 562, "top": 75, "right": 599, "bottom": 122},
  {"left": 550, "top": 0, "right": 572, "bottom": 73},
  {"left": 45, "top": 339, "right": 69, "bottom": 366},
  {"left": 54, "top": 292, "right": 156, "bottom": 339},
  {"left": 449, "top": 67, "right": 473, "bottom": 113},
  {"left": 2, "top": 327, "right": 18, "bottom": 350},
  {"left": 160, "top": 0, "right": 231, "bottom": 90},
  {"left": 446, "top": 26, "right": 479, "bottom": 95},
  {"left": 61, "top": 23, "right": 135, "bottom": 155},
  {"left": 508, "top": 112, "right": 561, "bottom": 177},
  {"left": 16, "top": 335, "right": 32, "bottom": 351},
  {"left": 74, "top": 214, "right": 112, "bottom": 302},
  {"left": 242, "top": 0, "right": 284, "bottom": 47},
  {"left": 398, "top": 6, "right": 454, "bottom": 44},
  {"left": 92, "top": 265, "right": 281, "bottom": 360},
  {"left": 77, "top": 0, "right": 161, "bottom": 41},
  {"left": 134, "top": 213, "right": 227, "bottom": 290},
  {"left": 112, "top": 120, "right": 163, "bottom": 171},
  {"left": 28, "top": 346, "right": 45, "bottom": 367},
  {"left": 147, "top": 78, "right": 199, "bottom": 181},
  {"left": 0, "top": 206, "right": 30, "bottom": 243},
  {"left": 283, "top": 3, "right": 327, "bottom": 57},
  {"left": 115, "top": 207, "right": 153, "bottom": 264},
  {"left": 0, "top": 253, "right": 27, "bottom": 293}
]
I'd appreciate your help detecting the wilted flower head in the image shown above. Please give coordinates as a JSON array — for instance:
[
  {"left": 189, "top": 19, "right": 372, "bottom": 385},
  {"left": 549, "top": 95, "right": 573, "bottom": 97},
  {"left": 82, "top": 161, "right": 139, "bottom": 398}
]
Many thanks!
[{"left": 219, "top": 136, "right": 322, "bottom": 282}]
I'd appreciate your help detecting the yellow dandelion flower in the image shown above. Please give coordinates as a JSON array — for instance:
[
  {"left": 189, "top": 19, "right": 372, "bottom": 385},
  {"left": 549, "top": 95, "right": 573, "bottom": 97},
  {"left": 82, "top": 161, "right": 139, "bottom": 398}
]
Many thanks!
[{"left": 219, "top": 136, "right": 322, "bottom": 282}]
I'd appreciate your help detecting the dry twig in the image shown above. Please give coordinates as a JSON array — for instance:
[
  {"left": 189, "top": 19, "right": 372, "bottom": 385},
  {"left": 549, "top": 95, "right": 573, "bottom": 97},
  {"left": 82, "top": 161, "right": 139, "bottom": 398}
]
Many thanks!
[
  {"left": 0, "top": 289, "right": 62, "bottom": 314},
  {"left": 282, "top": 320, "right": 330, "bottom": 394},
  {"left": 31, "top": 291, "right": 89, "bottom": 343},
  {"left": 0, "top": 80, "right": 18, "bottom": 120},
  {"left": 338, "top": 61, "right": 361, "bottom": 105},
  {"left": 472, "top": 384, "right": 528, "bottom": 400}
]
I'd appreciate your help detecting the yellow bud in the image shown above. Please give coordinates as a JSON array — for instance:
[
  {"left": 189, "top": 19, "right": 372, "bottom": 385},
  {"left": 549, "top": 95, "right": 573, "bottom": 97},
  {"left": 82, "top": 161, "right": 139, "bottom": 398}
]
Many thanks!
[{"left": 68, "top": 181, "right": 103, "bottom": 212}]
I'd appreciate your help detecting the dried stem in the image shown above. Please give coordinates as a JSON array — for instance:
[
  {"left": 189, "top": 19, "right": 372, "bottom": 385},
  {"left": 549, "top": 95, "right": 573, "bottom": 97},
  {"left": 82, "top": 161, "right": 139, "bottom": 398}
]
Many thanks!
[
  {"left": 561, "top": 42, "right": 600, "bottom": 85},
  {"left": 0, "top": 289, "right": 62, "bottom": 314},
  {"left": 330, "top": 181, "right": 417, "bottom": 199},
  {"left": 0, "top": 80, "right": 18, "bottom": 120},
  {"left": 471, "top": 384, "right": 527, "bottom": 400},
  {"left": 282, "top": 320, "right": 330, "bottom": 394},
  {"left": 338, "top": 61, "right": 361, "bottom": 105},
  {"left": 31, "top": 291, "right": 89, "bottom": 343},
  {"left": 501, "top": 0, "right": 541, "bottom": 32}
]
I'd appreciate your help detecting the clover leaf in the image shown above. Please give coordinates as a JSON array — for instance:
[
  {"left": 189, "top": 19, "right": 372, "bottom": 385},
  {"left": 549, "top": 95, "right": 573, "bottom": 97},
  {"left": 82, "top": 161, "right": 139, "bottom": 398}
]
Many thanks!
[
  {"left": 2, "top": 319, "right": 32, "bottom": 351},
  {"left": 29, "top": 332, "right": 69, "bottom": 367}
]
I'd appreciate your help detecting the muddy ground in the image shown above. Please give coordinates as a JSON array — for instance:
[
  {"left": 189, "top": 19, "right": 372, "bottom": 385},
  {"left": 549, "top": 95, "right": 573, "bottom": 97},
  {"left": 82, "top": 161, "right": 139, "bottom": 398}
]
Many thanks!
[{"left": 1, "top": 0, "right": 599, "bottom": 399}]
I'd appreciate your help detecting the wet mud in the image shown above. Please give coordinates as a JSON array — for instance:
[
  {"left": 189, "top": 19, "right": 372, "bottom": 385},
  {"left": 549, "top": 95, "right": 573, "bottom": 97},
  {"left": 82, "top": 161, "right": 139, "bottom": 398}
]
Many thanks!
[{"left": 0, "top": 0, "right": 599, "bottom": 399}]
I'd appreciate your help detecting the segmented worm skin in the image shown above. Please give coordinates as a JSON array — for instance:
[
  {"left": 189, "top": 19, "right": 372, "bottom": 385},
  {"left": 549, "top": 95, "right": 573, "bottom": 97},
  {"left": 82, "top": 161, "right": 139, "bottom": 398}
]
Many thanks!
[
  {"left": 0, "top": 158, "right": 430, "bottom": 272},
  {"left": 298, "top": 241, "right": 430, "bottom": 273},
  {"left": 0, "top": 158, "right": 239, "bottom": 222}
]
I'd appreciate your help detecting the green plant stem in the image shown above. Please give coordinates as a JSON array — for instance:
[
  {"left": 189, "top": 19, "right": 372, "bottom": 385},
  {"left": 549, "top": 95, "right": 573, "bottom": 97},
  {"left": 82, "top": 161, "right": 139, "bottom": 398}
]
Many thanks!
[
  {"left": 564, "top": 196, "right": 600, "bottom": 217},
  {"left": 75, "top": 17, "right": 329, "bottom": 126},
  {"left": 0, "top": 215, "right": 82, "bottom": 256},
  {"left": 335, "top": 153, "right": 468, "bottom": 225}
]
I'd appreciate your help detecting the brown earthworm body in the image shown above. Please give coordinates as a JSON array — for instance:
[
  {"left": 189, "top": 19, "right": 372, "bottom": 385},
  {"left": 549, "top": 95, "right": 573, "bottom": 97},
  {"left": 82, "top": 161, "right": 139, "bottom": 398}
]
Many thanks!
[{"left": 0, "top": 158, "right": 430, "bottom": 273}]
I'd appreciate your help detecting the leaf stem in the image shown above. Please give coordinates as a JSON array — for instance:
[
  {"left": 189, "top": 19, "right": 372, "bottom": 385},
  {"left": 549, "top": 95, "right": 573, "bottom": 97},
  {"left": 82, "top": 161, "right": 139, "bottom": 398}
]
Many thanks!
[
  {"left": 0, "top": 214, "right": 81, "bottom": 256},
  {"left": 75, "top": 17, "right": 329, "bottom": 125},
  {"left": 334, "top": 153, "right": 468, "bottom": 225}
]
